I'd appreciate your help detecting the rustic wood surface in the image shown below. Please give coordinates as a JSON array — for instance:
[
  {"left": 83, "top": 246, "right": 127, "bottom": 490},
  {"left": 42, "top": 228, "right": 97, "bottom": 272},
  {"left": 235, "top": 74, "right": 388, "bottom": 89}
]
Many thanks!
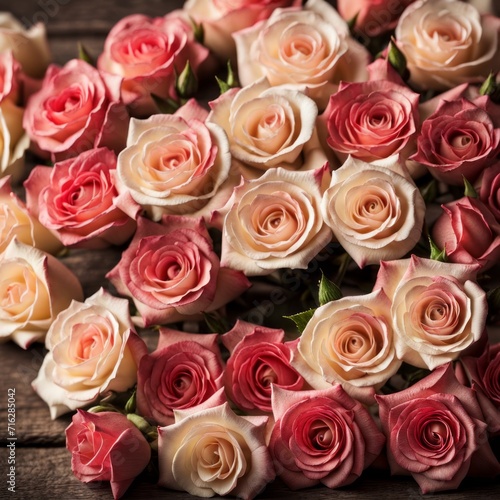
[{"left": 1, "top": 0, "right": 499, "bottom": 499}]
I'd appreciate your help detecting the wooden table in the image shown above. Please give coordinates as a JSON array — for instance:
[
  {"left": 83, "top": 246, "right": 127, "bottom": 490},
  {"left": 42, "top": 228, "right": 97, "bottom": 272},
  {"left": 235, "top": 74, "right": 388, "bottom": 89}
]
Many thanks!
[{"left": 1, "top": 0, "right": 499, "bottom": 498}]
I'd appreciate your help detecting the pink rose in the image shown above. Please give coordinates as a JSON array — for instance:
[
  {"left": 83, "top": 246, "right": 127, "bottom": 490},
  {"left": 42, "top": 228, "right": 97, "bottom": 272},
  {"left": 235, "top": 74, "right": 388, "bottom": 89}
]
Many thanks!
[
  {"left": 106, "top": 215, "right": 250, "bottom": 327},
  {"left": 136, "top": 328, "right": 225, "bottom": 426},
  {"left": 320, "top": 79, "right": 419, "bottom": 163},
  {"left": 432, "top": 196, "right": 500, "bottom": 270},
  {"left": 0, "top": 175, "right": 61, "bottom": 255},
  {"left": 374, "top": 256, "right": 488, "bottom": 370},
  {"left": 459, "top": 342, "right": 500, "bottom": 435},
  {"left": 293, "top": 289, "right": 401, "bottom": 404},
  {"left": 376, "top": 363, "right": 500, "bottom": 493},
  {"left": 24, "top": 148, "right": 136, "bottom": 249},
  {"left": 233, "top": 0, "right": 371, "bottom": 110},
  {"left": 269, "top": 385, "right": 385, "bottom": 489},
  {"left": 337, "top": 0, "right": 416, "bottom": 37},
  {"left": 412, "top": 97, "right": 500, "bottom": 186},
  {"left": 221, "top": 320, "right": 305, "bottom": 413},
  {"left": 395, "top": 0, "right": 500, "bottom": 91},
  {"left": 476, "top": 161, "right": 500, "bottom": 222},
  {"left": 184, "top": 0, "right": 301, "bottom": 61},
  {"left": 0, "top": 51, "right": 20, "bottom": 104},
  {"left": 66, "top": 410, "right": 151, "bottom": 500},
  {"left": 23, "top": 59, "right": 128, "bottom": 161},
  {"left": 158, "top": 398, "right": 275, "bottom": 499},
  {"left": 97, "top": 13, "right": 209, "bottom": 116}
]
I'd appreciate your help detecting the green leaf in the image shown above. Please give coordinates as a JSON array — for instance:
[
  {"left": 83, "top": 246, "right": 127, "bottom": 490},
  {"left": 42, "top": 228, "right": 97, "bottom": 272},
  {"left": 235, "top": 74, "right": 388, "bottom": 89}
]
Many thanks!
[
  {"left": 420, "top": 178, "right": 438, "bottom": 203},
  {"left": 78, "top": 42, "right": 95, "bottom": 66},
  {"left": 203, "top": 311, "right": 229, "bottom": 334},
  {"left": 151, "top": 93, "right": 180, "bottom": 114},
  {"left": 124, "top": 390, "right": 136, "bottom": 414},
  {"left": 318, "top": 272, "right": 342, "bottom": 306},
  {"left": 388, "top": 38, "right": 409, "bottom": 81},
  {"left": 463, "top": 176, "right": 478, "bottom": 198},
  {"left": 284, "top": 308, "right": 316, "bottom": 333},
  {"left": 429, "top": 236, "right": 447, "bottom": 262}
]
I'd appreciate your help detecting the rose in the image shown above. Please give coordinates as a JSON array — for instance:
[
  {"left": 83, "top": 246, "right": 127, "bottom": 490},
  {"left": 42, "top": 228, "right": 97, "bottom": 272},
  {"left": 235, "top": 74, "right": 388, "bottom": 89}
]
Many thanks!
[
  {"left": 221, "top": 320, "right": 304, "bottom": 413},
  {"left": 24, "top": 147, "right": 137, "bottom": 249},
  {"left": 233, "top": 0, "right": 370, "bottom": 109},
  {"left": 394, "top": 0, "right": 500, "bottom": 91},
  {"left": 208, "top": 77, "right": 327, "bottom": 178},
  {"left": 183, "top": 0, "right": 301, "bottom": 62},
  {"left": 0, "top": 12, "right": 50, "bottom": 78},
  {"left": 66, "top": 410, "right": 152, "bottom": 500},
  {"left": 477, "top": 162, "right": 500, "bottom": 221},
  {"left": 136, "top": 328, "right": 225, "bottom": 426},
  {"left": 337, "top": 0, "right": 416, "bottom": 37},
  {"left": 373, "top": 256, "right": 488, "bottom": 370},
  {"left": 432, "top": 196, "right": 500, "bottom": 270},
  {"left": 459, "top": 342, "right": 500, "bottom": 435},
  {"left": 0, "top": 238, "right": 83, "bottom": 349},
  {"left": 158, "top": 399, "right": 275, "bottom": 499},
  {"left": 320, "top": 79, "right": 420, "bottom": 164},
  {"left": 0, "top": 176, "right": 61, "bottom": 255},
  {"left": 0, "top": 51, "right": 20, "bottom": 104},
  {"left": 320, "top": 156, "right": 425, "bottom": 268},
  {"left": 31, "top": 288, "right": 147, "bottom": 419},
  {"left": 97, "top": 13, "right": 209, "bottom": 116},
  {"left": 375, "top": 363, "right": 500, "bottom": 493},
  {"left": 106, "top": 215, "right": 250, "bottom": 327},
  {"left": 23, "top": 58, "right": 128, "bottom": 161},
  {"left": 411, "top": 97, "right": 500, "bottom": 186},
  {"left": 269, "top": 385, "right": 385, "bottom": 489},
  {"left": 116, "top": 99, "right": 233, "bottom": 222},
  {"left": 292, "top": 289, "right": 401, "bottom": 404},
  {"left": 213, "top": 166, "right": 332, "bottom": 276}
]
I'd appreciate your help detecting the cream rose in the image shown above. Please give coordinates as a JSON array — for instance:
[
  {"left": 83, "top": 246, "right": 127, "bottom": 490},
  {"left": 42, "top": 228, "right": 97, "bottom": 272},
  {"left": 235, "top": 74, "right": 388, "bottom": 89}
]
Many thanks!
[
  {"left": 158, "top": 399, "right": 275, "bottom": 499},
  {"left": 233, "top": 0, "right": 370, "bottom": 109},
  {"left": 395, "top": 0, "right": 500, "bottom": 90},
  {"left": 214, "top": 166, "right": 332, "bottom": 276},
  {"left": 0, "top": 176, "right": 61, "bottom": 255},
  {"left": 292, "top": 289, "right": 402, "bottom": 404},
  {"left": 0, "top": 239, "right": 83, "bottom": 349},
  {"left": 32, "top": 288, "right": 148, "bottom": 419},
  {"left": 374, "top": 256, "right": 488, "bottom": 370},
  {"left": 116, "top": 99, "right": 233, "bottom": 221},
  {"left": 208, "top": 77, "right": 327, "bottom": 178},
  {"left": 0, "top": 12, "right": 51, "bottom": 78},
  {"left": 321, "top": 156, "right": 425, "bottom": 268}
]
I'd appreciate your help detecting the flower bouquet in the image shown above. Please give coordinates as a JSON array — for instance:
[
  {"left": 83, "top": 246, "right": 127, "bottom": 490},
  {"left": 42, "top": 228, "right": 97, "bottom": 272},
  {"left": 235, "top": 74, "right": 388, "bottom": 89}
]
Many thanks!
[{"left": 1, "top": 0, "right": 500, "bottom": 498}]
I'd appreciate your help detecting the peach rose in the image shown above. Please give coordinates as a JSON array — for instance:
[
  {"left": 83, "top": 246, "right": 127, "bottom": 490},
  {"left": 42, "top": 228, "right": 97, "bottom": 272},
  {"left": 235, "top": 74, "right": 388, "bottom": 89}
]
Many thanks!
[
  {"left": 395, "top": 0, "right": 500, "bottom": 90},
  {"left": 233, "top": 0, "right": 371, "bottom": 109},
  {"left": 32, "top": 288, "right": 147, "bottom": 419},
  {"left": 24, "top": 148, "right": 137, "bottom": 249},
  {"left": 214, "top": 166, "right": 332, "bottom": 276},
  {"left": 158, "top": 399, "right": 275, "bottom": 499},
  {"left": 97, "top": 13, "right": 209, "bottom": 116},
  {"left": 0, "top": 176, "right": 61, "bottom": 255},
  {"left": 321, "top": 156, "right": 425, "bottom": 268},
  {"left": 208, "top": 77, "right": 327, "bottom": 178},
  {"left": 293, "top": 288, "right": 401, "bottom": 404},
  {"left": 0, "top": 238, "right": 83, "bottom": 349},
  {"left": 23, "top": 59, "right": 128, "bottom": 162},
  {"left": 374, "top": 256, "right": 488, "bottom": 370},
  {"left": 0, "top": 12, "right": 50, "bottom": 78},
  {"left": 116, "top": 99, "right": 233, "bottom": 222}
]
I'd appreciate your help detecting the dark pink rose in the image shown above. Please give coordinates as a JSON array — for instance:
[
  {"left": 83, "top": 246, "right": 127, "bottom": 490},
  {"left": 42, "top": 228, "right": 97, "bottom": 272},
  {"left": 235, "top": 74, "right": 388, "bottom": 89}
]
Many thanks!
[
  {"left": 106, "top": 215, "right": 250, "bottom": 326},
  {"left": 269, "top": 385, "right": 385, "bottom": 489},
  {"left": 477, "top": 162, "right": 500, "bottom": 222},
  {"left": 221, "top": 320, "right": 305, "bottom": 413},
  {"left": 97, "top": 13, "right": 209, "bottom": 116},
  {"left": 24, "top": 148, "right": 137, "bottom": 249},
  {"left": 459, "top": 342, "right": 500, "bottom": 435},
  {"left": 412, "top": 96, "right": 500, "bottom": 185},
  {"left": 66, "top": 410, "right": 151, "bottom": 499},
  {"left": 432, "top": 196, "right": 500, "bottom": 270},
  {"left": 376, "top": 363, "right": 500, "bottom": 494},
  {"left": 321, "top": 79, "right": 419, "bottom": 163},
  {"left": 136, "top": 328, "right": 225, "bottom": 426},
  {"left": 23, "top": 59, "right": 128, "bottom": 162}
]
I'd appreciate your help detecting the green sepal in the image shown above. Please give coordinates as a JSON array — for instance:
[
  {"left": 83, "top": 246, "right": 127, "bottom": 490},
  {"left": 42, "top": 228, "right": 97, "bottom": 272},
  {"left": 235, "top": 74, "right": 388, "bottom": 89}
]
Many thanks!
[
  {"left": 175, "top": 61, "right": 198, "bottom": 99},
  {"left": 388, "top": 38, "right": 409, "bottom": 81},
  {"left": 151, "top": 93, "right": 180, "bottom": 114},
  {"left": 124, "top": 390, "right": 136, "bottom": 414},
  {"left": 463, "top": 176, "right": 478, "bottom": 198},
  {"left": 429, "top": 236, "right": 447, "bottom": 262},
  {"left": 78, "top": 42, "right": 95, "bottom": 66}
]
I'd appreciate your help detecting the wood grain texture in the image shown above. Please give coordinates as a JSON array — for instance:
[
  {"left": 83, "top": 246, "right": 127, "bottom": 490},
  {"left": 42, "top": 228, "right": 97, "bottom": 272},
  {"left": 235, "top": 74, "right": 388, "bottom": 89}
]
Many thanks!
[{"left": 1, "top": 0, "right": 499, "bottom": 499}]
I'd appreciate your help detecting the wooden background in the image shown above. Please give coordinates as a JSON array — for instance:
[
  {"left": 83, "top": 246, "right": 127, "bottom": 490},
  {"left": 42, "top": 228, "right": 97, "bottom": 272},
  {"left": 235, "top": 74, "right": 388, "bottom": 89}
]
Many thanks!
[{"left": 1, "top": 0, "right": 499, "bottom": 499}]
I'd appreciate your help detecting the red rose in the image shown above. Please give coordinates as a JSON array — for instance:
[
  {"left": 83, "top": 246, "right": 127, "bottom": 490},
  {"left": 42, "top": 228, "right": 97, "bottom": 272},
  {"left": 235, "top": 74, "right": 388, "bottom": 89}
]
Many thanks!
[{"left": 66, "top": 410, "right": 151, "bottom": 499}]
